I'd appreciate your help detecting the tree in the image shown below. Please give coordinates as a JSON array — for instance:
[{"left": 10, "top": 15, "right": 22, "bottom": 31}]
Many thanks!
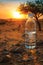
[{"left": 18, "top": 1, "right": 43, "bottom": 31}]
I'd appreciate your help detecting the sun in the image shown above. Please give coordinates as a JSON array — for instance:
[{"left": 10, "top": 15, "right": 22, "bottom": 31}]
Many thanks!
[
  {"left": 13, "top": 11, "right": 21, "bottom": 18},
  {"left": 12, "top": 11, "right": 22, "bottom": 19},
  {"left": 11, "top": 11, "right": 26, "bottom": 19}
]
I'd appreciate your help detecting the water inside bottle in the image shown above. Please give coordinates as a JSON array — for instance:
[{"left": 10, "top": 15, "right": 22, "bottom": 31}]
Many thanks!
[{"left": 25, "top": 31, "right": 36, "bottom": 49}]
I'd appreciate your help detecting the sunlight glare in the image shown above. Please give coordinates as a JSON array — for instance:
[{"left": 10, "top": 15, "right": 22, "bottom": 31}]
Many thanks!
[
  {"left": 13, "top": 12, "right": 21, "bottom": 18},
  {"left": 12, "top": 11, "right": 26, "bottom": 19}
]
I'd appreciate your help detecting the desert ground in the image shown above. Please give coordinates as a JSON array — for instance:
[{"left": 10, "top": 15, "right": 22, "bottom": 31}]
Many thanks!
[{"left": 0, "top": 19, "right": 43, "bottom": 65}]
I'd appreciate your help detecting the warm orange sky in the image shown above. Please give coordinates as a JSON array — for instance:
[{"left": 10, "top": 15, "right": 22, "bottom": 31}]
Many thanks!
[
  {"left": 0, "top": 2, "right": 20, "bottom": 19},
  {"left": 0, "top": 1, "right": 43, "bottom": 19}
]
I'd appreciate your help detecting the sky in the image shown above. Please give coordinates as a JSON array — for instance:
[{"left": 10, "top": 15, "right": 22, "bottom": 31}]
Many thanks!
[
  {"left": 0, "top": 0, "right": 35, "bottom": 19},
  {"left": 0, "top": 0, "right": 35, "bottom": 2}
]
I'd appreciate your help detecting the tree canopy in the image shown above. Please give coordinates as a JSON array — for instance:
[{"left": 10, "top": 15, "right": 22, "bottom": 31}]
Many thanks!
[
  {"left": 18, "top": 1, "right": 43, "bottom": 15},
  {"left": 18, "top": 1, "right": 43, "bottom": 31}
]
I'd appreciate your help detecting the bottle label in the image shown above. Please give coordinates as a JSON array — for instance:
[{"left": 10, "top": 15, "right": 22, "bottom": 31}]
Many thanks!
[{"left": 25, "top": 31, "right": 36, "bottom": 48}]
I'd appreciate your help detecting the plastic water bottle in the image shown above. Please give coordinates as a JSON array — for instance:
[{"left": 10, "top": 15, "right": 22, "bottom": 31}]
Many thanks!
[{"left": 25, "top": 14, "right": 36, "bottom": 49}]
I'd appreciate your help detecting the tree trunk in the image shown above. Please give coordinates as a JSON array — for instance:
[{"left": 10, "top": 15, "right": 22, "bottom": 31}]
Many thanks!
[{"left": 35, "top": 16, "right": 41, "bottom": 31}]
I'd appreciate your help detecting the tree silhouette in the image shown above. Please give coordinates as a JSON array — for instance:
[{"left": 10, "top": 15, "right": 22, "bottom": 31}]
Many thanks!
[{"left": 18, "top": 1, "right": 43, "bottom": 31}]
